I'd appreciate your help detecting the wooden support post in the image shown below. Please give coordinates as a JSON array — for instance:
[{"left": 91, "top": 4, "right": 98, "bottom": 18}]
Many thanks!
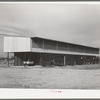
[
  {"left": 40, "top": 53, "right": 42, "bottom": 65},
  {"left": 98, "top": 56, "right": 100, "bottom": 64},
  {"left": 7, "top": 52, "right": 9, "bottom": 67},
  {"left": 64, "top": 55, "right": 66, "bottom": 66},
  {"left": 68, "top": 44, "right": 69, "bottom": 51},
  {"left": 43, "top": 40, "right": 44, "bottom": 49},
  {"left": 57, "top": 42, "right": 58, "bottom": 50},
  {"left": 99, "top": 56, "right": 100, "bottom": 64},
  {"left": 14, "top": 54, "right": 15, "bottom": 66}
]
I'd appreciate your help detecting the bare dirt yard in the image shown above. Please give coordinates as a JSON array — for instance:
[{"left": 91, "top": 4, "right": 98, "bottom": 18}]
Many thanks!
[{"left": 0, "top": 65, "right": 100, "bottom": 89}]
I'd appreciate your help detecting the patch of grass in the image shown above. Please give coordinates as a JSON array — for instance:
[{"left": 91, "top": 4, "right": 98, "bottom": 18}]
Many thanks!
[
  {"left": 63, "top": 64, "right": 100, "bottom": 70},
  {"left": 0, "top": 65, "right": 100, "bottom": 89}
]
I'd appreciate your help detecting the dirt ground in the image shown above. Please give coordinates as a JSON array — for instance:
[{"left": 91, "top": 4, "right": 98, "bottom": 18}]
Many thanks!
[{"left": 0, "top": 65, "right": 100, "bottom": 89}]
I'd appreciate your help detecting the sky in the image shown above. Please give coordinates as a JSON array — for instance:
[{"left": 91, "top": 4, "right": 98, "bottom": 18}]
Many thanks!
[{"left": 0, "top": 2, "right": 100, "bottom": 57}]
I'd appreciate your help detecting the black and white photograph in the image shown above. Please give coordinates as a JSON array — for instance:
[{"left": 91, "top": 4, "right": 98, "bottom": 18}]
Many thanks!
[{"left": 0, "top": 2, "right": 100, "bottom": 90}]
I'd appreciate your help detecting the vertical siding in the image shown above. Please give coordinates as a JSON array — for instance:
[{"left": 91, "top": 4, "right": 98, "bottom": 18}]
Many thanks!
[{"left": 4, "top": 36, "right": 31, "bottom": 52}]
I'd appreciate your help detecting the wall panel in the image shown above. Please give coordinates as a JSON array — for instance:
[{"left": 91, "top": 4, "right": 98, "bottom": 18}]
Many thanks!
[{"left": 4, "top": 36, "right": 31, "bottom": 52}]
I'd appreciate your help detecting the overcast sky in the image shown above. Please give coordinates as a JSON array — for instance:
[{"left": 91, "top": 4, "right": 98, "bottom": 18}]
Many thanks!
[{"left": 0, "top": 2, "right": 100, "bottom": 56}]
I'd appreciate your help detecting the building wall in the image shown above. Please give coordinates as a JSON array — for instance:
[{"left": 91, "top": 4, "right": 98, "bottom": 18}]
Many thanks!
[
  {"left": 14, "top": 52, "right": 41, "bottom": 66},
  {"left": 32, "top": 38, "right": 43, "bottom": 48},
  {"left": 4, "top": 36, "right": 99, "bottom": 54},
  {"left": 44, "top": 40, "right": 57, "bottom": 50},
  {"left": 4, "top": 36, "right": 31, "bottom": 52},
  {"left": 32, "top": 38, "right": 99, "bottom": 54},
  {"left": 14, "top": 52, "right": 99, "bottom": 66},
  {"left": 4, "top": 37, "right": 99, "bottom": 66}
]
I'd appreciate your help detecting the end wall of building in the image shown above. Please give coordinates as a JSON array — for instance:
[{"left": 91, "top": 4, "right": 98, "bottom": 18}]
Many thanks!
[{"left": 4, "top": 36, "right": 31, "bottom": 52}]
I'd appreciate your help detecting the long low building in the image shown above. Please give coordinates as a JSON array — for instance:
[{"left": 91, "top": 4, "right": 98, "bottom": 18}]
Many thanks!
[{"left": 4, "top": 35, "right": 100, "bottom": 66}]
